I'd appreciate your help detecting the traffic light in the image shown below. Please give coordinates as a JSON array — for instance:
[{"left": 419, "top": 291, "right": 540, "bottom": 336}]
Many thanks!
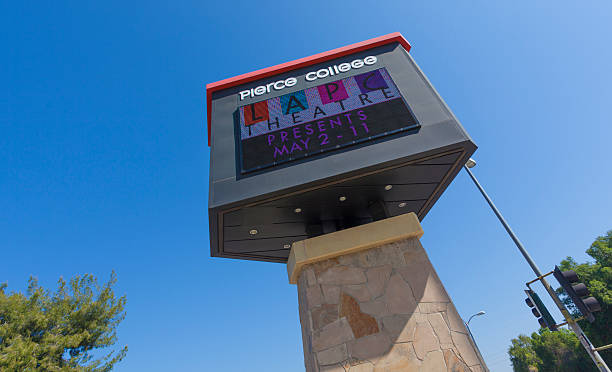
[
  {"left": 525, "top": 289, "right": 557, "bottom": 331},
  {"left": 553, "top": 265, "right": 601, "bottom": 323}
]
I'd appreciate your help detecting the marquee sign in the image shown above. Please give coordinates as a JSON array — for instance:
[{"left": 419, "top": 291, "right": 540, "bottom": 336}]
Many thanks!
[
  {"left": 207, "top": 33, "right": 476, "bottom": 263},
  {"left": 238, "top": 67, "right": 419, "bottom": 173}
]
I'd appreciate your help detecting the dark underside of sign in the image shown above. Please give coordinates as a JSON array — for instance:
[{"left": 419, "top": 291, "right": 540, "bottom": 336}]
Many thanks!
[{"left": 213, "top": 148, "right": 469, "bottom": 263}]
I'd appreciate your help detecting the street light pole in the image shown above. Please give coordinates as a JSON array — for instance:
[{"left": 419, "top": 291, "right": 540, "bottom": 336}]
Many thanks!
[
  {"left": 463, "top": 160, "right": 610, "bottom": 372},
  {"left": 467, "top": 310, "right": 486, "bottom": 327},
  {"left": 465, "top": 310, "right": 487, "bottom": 371}
]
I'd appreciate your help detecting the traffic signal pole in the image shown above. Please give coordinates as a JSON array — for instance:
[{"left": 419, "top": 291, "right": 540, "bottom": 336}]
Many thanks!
[{"left": 463, "top": 165, "right": 610, "bottom": 372}]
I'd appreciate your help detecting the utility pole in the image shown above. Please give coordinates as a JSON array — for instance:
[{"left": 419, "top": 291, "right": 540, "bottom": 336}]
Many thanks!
[{"left": 463, "top": 160, "right": 610, "bottom": 372}]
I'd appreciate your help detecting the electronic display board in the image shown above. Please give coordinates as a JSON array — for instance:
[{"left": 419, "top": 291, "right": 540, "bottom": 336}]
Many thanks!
[{"left": 237, "top": 68, "right": 419, "bottom": 174}]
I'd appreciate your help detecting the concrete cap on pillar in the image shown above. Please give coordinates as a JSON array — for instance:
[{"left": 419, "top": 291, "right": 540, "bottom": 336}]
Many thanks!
[{"left": 287, "top": 212, "right": 424, "bottom": 284}]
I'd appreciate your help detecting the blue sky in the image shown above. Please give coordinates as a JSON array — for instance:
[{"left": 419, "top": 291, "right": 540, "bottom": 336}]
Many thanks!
[{"left": 2, "top": 1, "right": 611, "bottom": 371}]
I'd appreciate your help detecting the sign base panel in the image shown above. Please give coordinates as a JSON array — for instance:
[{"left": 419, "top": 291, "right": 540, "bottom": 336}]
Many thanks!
[{"left": 211, "top": 146, "right": 472, "bottom": 263}]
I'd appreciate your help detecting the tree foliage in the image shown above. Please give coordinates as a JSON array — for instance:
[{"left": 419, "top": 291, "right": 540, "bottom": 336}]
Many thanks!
[
  {"left": 509, "top": 328, "right": 594, "bottom": 372},
  {"left": 508, "top": 230, "right": 612, "bottom": 371},
  {"left": 0, "top": 272, "right": 127, "bottom": 371},
  {"left": 558, "top": 230, "right": 612, "bottom": 349}
]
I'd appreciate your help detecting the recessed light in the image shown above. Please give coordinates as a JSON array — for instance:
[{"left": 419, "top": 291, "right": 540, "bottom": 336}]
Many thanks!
[
  {"left": 339, "top": 196, "right": 347, "bottom": 202},
  {"left": 283, "top": 244, "right": 291, "bottom": 249},
  {"left": 398, "top": 202, "right": 407, "bottom": 208},
  {"left": 384, "top": 185, "right": 393, "bottom": 191},
  {"left": 294, "top": 208, "right": 302, "bottom": 213},
  {"left": 249, "top": 229, "right": 258, "bottom": 235}
]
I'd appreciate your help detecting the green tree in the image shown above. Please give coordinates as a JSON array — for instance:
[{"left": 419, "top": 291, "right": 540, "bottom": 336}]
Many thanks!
[
  {"left": 0, "top": 272, "right": 127, "bottom": 371},
  {"left": 508, "top": 334, "right": 539, "bottom": 372},
  {"left": 558, "top": 230, "right": 612, "bottom": 349},
  {"left": 509, "top": 328, "right": 593, "bottom": 372},
  {"left": 508, "top": 230, "right": 612, "bottom": 371}
]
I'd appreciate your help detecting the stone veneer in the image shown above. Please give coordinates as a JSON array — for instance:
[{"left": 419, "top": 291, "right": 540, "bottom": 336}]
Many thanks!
[{"left": 294, "top": 237, "right": 487, "bottom": 371}]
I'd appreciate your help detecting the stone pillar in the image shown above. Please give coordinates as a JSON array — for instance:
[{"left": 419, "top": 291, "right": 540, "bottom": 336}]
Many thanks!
[{"left": 287, "top": 213, "right": 487, "bottom": 372}]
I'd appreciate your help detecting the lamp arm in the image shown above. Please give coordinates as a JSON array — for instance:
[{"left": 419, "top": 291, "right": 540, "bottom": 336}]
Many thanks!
[{"left": 467, "top": 314, "right": 476, "bottom": 325}]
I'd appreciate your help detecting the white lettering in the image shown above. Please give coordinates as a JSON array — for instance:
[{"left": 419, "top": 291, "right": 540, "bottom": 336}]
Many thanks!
[
  {"left": 304, "top": 56, "right": 377, "bottom": 83},
  {"left": 254, "top": 86, "right": 266, "bottom": 95},
  {"left": 237, "top": 56, "right": 378, "bottom": 100},
  {"left": 364, "top": 56, "right": 377, "bottom": 65},
  {"left": 305, "top": 72, "right": 317, "bottom": 81},
  {"left": 239, "top": 90, "right": 251, "bottom": 100},
  {"left": 285, "top": 77, "right": 297, "bottom": 87},
  {"left": 351, "top": 60, "right": 364, "bottom": 69},
  {"left": 338, "top": 63, "right": 350, "bottom": 72},
  {"left": 273, "top": 80, "right": 285, "bottom": 90}
]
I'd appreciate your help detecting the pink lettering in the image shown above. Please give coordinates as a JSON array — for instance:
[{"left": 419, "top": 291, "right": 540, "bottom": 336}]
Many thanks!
[
  {"left": 305, "top": 124, "right": 314, "bottom": 135},
  {"left": 329, "top": 116, "right": 342, "bottom": 128},
  {"left": 273, "top": 144, "right": 289, "bottom": 158},
  {"left": 293, "top": 126, "right": 301, "bottom": 139},
  {"left": 317, "top": 121, "right": 327, "bottom": 132},
  {"left": 290, "top": 142, "right": 303, "bottom": 153},
  {"left": 358, "top": 110, "right": 367, "bottom": 121},
  {"left": 300, "top": 138, "right": 310, "bottom": 149},
  {"left": 343, "top": 113, "right": 353, "bottom": 124}
]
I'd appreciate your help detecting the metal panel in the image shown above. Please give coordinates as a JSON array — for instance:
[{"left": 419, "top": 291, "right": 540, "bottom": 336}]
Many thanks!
[
  {"left": 339, "top": 164, "right": 452, "bottom": 186},
  {"left": 215, "top": 150, "right": 465, "bottom": 262},
  {"left": 416, "top": 152, "right": 461, "bottom": 165},
  {"left": 224, "top": 222, "right": 308, "bottom": 241}
]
